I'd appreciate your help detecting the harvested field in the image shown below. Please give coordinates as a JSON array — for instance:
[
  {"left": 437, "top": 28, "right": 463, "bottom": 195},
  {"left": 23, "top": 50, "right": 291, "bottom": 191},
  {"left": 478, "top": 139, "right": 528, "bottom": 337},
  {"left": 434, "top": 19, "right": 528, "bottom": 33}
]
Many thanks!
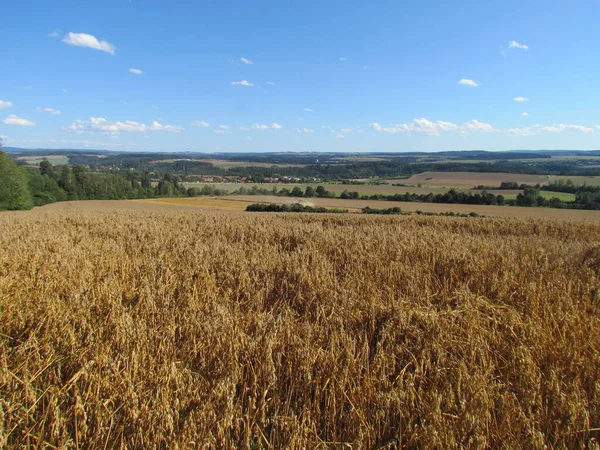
[
  {"left": 32, "top": 197, "right": 600, "bottom": 219},
  {"left": 15, "top": 155, "right": 70, "bottom": 165},
  {"left": 386, "top": 172, "right": 552, "bottom": 188},
  {"left": 226, "top": 195, "right": 600, "bottom": 219},
  {"left": 1, "top": 208, "right": 599, "bottom": 448},
  {"left": 555, "top": 176, "right": 600, "bottom": 186}
]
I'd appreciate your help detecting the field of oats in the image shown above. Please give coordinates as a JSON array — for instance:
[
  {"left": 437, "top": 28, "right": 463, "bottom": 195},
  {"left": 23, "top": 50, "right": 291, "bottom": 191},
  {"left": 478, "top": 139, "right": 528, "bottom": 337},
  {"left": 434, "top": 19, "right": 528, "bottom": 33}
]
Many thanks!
[{"left": 1, "top": 206, "right": 600, "bottom": 448}]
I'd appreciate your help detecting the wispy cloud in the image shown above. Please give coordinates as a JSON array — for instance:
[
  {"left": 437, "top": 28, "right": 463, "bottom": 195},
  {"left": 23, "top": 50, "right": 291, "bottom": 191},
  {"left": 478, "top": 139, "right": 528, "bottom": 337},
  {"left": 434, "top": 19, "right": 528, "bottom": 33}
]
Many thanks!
[
  {"left": 521, "top": 112, "right": 529, "bottom": 117},
  {"left": 339, "top": 57, "right": 347, "bottom": 61},
  {"left": 304, "top": 108, "right": 313, "bottom": 112},
  {"left": 507, "top": 123, "right": 596, "bottom": 136},
  {"left": 340, "top": 128, "right": 353, "bottom": 133},
  {"left": 336, "top": 134, "right": 345, "bottom": 138},
  {"left": 48, "top": 31, "right": 60, "bottom": 38},
  {"left": 3, "top": 114, "right": 35, "bottom": 126},
  {"left": 509, "top": 41, "right": 529, "bottom": 50},
  {"left": 36, "top": 107, "right": 61, "bottom": 115},
  {"left": 192, "top": 121, "right": 210, "bottom": 127},
  {"left": 502, "top": 40, "right": 529, "bottom": 56},
  {"left": 265, "top": 81, "right": 276, "bottom": 85},
  {"left": 66, "top": 117, "right": 183, "bottom": 134},
  {"left": 232, "top": 80, "right": 253, "bottom": 86},
  {"left": 219, "top": 124, "right": 230, "bottom": 130},
  {"left": 297, "top": 128, "right": 314, "bottom": 134},
  {"left": 0, "top": 100, "right": 13, "bottom": 110},
  {"left": 240, "top": 57, "right": 254, "bottom": 65},
  {"left": 251, "top": 123, "right": 283, "bottom": 130},
  {"left": 372, "top": 118, "right": 600, "bottom": 137},
  {"left": 514, "top": 97, "right": 529, "bottom": 102},
  {"left": 62, "top": 32, "right": 116, "bottom": 55},
  {"left": 458, "top": 78, "right": 479, "bottom": 87},
  {"left": 129, "top": 68, "right": 143, "bottom": 75},
  {"left": 371, "top": 118, "right": 494, "bottom": 136}
]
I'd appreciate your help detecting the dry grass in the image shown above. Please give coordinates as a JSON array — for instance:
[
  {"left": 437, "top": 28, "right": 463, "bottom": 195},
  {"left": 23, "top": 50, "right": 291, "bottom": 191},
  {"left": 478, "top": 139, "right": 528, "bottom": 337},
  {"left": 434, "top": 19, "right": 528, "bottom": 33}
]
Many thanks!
[
  {"left": 225, "top": 195, "right": 600, "bottom": 219},
  {"left": 386, "top": 172, "right": 552, "bottom": 188},
  {"left": 1, "top": 208, "right": 600, "bottom": 449}
]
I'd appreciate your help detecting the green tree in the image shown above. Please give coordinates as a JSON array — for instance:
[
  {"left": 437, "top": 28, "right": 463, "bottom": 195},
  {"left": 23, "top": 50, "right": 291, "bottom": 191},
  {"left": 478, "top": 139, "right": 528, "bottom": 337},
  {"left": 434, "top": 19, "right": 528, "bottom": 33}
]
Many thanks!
[
  {"left": 304, "top": 186, "right": 316, "bottom": 197},
  {"left": 39, "top": 160, "right": 55, "bottom": 178},
  {"left": 290, "top": 186, "right": 304, "bottom": 197},
  {"left": 0, "top": 146, "right": 33, "bottom": 210}
]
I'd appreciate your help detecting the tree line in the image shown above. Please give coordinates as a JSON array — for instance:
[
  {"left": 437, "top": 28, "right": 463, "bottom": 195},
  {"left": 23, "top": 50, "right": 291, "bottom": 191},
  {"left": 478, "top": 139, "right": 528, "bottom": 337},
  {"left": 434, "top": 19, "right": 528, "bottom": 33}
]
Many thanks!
[{"left": 0, "top": 145, "right": 192, "bottom": 210}]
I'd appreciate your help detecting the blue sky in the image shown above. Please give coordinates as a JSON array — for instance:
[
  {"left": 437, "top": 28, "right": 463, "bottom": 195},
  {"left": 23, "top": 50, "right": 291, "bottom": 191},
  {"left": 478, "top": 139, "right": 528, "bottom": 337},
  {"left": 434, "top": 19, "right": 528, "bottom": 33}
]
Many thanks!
[{"left": 1, "top": 0, "right": 599, "bottom": 152}]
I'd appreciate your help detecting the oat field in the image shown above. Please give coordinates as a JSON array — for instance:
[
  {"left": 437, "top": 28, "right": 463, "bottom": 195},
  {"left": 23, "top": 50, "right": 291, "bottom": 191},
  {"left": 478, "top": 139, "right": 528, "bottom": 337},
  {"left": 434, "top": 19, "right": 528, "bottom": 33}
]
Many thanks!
[{"left": 1, "top": 207, "right": 600, "bottom": 448}]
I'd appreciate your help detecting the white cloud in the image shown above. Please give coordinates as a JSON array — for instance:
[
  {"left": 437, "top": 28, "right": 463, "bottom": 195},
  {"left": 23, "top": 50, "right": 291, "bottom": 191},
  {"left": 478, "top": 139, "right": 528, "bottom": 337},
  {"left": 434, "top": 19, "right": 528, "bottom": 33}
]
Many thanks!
[
  {"left": 3, "top": 114, "right": 35, "bottom": 126},
  {"left": 48, "top": 31, "right": 59, "bottom": 38},
  {"left": 336, "top": 134, "right": 345, "bottom": 138},
  {"left": 304, "top": 108, "right": 313, "bottom": 112},
  {"left": 232, "top": 80, "right": 253, "bottom": 86},
  {"left": 62, "top": 32, "right": 116, "bottom": 55},
  {"left": 507, "top": 123, "right": 597, "bottom": 136},
  {"left": 371, "top": 118, "right": 495, "bottom": 136},
  {"left": 514, "top": 97, "right": 529, "bottom": 102},
  {"left": 250, "top": 122, "right": 283, "bottom": 131},
  {"left": 245, "top": 136, "right": 252, "bottom": 140},
  {"left": 502, "top": 41, "right": 529, "bottom": 56},
  {"left": 509, "top": 41, "right": 529, "bottom": 50},
  {"left": 521, "top": 112, "right": 529, "bottom": 116},
  {"left": 297, "top": 128, "right": 314, "bottom": 134},
  {"left": 192, "top": 121, "right": 210, "bottom": 127},
  {"left": 214, "top": 130, "right": 227, "bottom": 134},
  {"left": 36, "top": 107, "right": 61, "bottom": 115},
  {"left": 339, "top": 57, "right": 347, "bottom": 61},
  {"left": 340, "top": 128, "right": 353, "bottom": 133},
  {"left": 240, "top": 57, "right": 254, "bottom": 65},
  {"left": 219, "top": 124, "right": 230, "bottom": 129},
  {"left": 265, "top": 81, "right": 276, "bottom": 85},
  {"left": 129, "top": 68, "right": 143, "bottom": 75},
  {"left": 0, "top": 100, "right": 13, "bottom": 110},
  {"left": 66, "top": 117, "right": 183, "bottom": 134},
  {"left": 540, "top": 124, "right": 594, "bottom": 133},
  {"left": 459, "top": 78, "right": 479, "bottom": 87}
]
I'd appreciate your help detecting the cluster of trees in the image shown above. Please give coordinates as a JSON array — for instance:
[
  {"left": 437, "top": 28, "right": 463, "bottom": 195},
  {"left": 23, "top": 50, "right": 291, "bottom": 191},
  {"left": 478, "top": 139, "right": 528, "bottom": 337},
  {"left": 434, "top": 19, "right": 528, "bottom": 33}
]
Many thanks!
[
  {"left": 543, "top": 179, "right": 600, "bottom": 194},
  {"left": 245, "top": 203, "right": 348, "bottom": 213},
  {"left": 474, "top": 181, "right": 538, "bottom": 190},
  {"left": 357, "top": 189, "right": 507, "bottom": 206},
  {"left": 1, "top": 143, "right": 195, "bottom": 210},
  {"left": 187, "top": 184, "right": 338, "bottom": 198},
  {"left": 362, "top": 206, "right": 403, "bottom": 215},
  {"left": 0, "top": 150, "right": 33, "bottom": 210}
]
